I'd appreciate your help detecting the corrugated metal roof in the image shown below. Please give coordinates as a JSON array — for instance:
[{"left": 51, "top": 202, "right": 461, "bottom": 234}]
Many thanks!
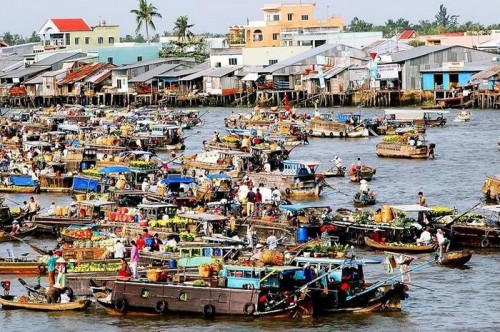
[
  {"left": 179, "top": 68, "right": 214, "bottom": 81},
  {"left": 0, "top": 65, "right": 50, "bottom": 79},
  {"left": 157, "top": 67, "right": 201, "bottom": 79},
  {"left": 24, "top": 74, "right": 44, "bottom": 85},
  {"left": 205, "top": 65, "right": 242, "bottom": 78},
  {"left": 58, "top": 62, "right": 111, "bottom": 85},
  {"left": 388, "top": 45, "right": 453, "bottom": 63},
  {"left": 129, "top": 63, "right": 183, "bottom": 83},
  {"left": 34, "top": 52, "right": 83, "bottom": 67},
  {"left": 115, "top": 59, "right": 176, "bottom": 71},
  {"left": 470, "top": 65, "right": 500, "bottom": 80},
  {"left": 86, "top": 68, "right": 112, "bottom": 84},
  {"left": 261, "top": 44, "right": 336, "bottom": 74},
  {"left": 41, "top": 69, "right": 68, "bottom": 77}
]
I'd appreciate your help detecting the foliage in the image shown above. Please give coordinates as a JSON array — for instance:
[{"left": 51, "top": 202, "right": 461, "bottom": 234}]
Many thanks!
[
  {"left": 159, "top": 38, "right": 209, "bottom": 63},
  {"left": 174, "top": 16, "right": 195, "bottom": 41},
  {"left": 130, "top": 0, "right": 162, "bottom": 42},
  {"left": 193, "top": 279, "right": 207, "bottom": 286},
  {"left": 346, "top": 17, "right": 373, "bottom": 32},
  {"left": 434, "top": 4, "right": 459, "bottom": 30},
  {"left": 407, "top": 40, "right": 426, "bottom": 47},
  {"left": 353, "top": 211, "right": 372, "bottom": 224},
  {"left": 331, "top": 243, "right": 350, "bottom": 253}
]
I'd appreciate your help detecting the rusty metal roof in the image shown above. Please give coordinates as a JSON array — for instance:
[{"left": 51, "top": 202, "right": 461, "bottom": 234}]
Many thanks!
[
  {"left": 58, "top": 62, "right": 113, "bottom": 85},
  {"left": 470, "top": 65, "right": 500, "bottom": 80}
]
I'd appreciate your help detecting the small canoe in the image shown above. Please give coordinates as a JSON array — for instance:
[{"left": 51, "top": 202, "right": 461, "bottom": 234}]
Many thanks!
[
  {"left": 364, "top": 237, "right": 437, "bottom": 253},
  {"left": 0, "top": 295, "right": 91, "bottom": 311},
  {"left": 320, "top": 167, "right": 346, "bottom": 178},
  {"left": 353, "top": 195, "right": 376, "bottom": 207},
  {"left": 348, "top": 166, "right": 376, "bottom": 182},
  {"left": 0, "top": 225, "right": 38, "bottom": 242},
  {"left": 439, "top": 250, "right": 472, "bottom": 267}
]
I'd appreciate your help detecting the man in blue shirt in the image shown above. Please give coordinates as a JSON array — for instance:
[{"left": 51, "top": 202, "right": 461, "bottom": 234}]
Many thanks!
[{"left": 46, "top": 250, "right": 57, "bottom": 287}]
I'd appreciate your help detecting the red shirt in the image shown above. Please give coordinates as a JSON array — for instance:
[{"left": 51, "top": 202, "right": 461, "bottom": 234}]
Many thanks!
[
  {"left": 136, "top": 238, "right": 146, "bottom": 250},
  {"left": 255, "top": 192, "right": 262, "bottom": 203}
]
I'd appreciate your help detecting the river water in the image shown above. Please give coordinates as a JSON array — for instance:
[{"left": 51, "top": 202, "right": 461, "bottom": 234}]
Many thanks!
[{"left": 1, "top": 107, "right": 499, "bottom": 331}]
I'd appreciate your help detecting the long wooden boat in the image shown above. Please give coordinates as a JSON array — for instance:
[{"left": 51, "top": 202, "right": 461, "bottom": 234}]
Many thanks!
[
  {"left": 0, "top": 295, "right": 91, "bottom": 311},
  {"left": 439, "top": 250, "right": 472, "bottom": 267},
  {"left": 0, "top": 186, "right": 37, "bottom": 193},
  {"left": 364, "top": 237, "right": 437, "bottom": 253},
  {"left": 0, "top": 225, "right": 38, "bottom": 242},
  {"left": 0, "top": 260, "right": 47, "bottom": 275},
  {"left": 376, "top": 142, "right": 429, "bottom": 159}
]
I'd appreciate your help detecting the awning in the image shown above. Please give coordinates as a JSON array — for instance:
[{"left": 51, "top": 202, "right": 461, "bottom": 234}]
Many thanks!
[
  {"left": 241, "top": 73, "right": 260, "bottom": 81},
  {"left": 98, "top": 166, "right": 131, "bottom": 174},
  {"left": 162, "top": 176, "right": 196, "bottom": 185}
]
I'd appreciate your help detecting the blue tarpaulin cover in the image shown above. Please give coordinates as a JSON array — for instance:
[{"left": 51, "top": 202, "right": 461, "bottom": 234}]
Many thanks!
[
  {"left": 162, "top": 176, "right": 196, "bottom": 185},
  {"left": 98, "top": 166, "right": 131, "bottom": 174},
  {"left": 10, "top": 175, "right": 36, "bottom": 186},
  {"left": 72, "top": 176, "right": 98, "bottom": 192}
]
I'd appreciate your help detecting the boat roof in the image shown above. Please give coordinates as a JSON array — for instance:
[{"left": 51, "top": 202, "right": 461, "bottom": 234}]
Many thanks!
[
  {"left": 162, "top": 176, "right": 196, "bottom": 184},
  {"left": 384, "top": 109, "right": 450, "bottom": 116},
  {"left": 177, "top": 213, "right": 227, "bottom": 221},
  {"left": 476, "top": 205, "right": 500, "bottom": 213},
  {"left": 23, "top": 141, "right": 52, "bottom": 147},
  {"left": 283, "top": 160, "right": 321, "bottom": 165},
  {"left": 279, "top": 204, "right": 328, "bottom": 212},
  {"left": 389, "top": 204, "right": 432, "bottom": 212},
  {"left": 293, "top": 257, "right": 382, "bottom": 265},
  {"left": 75, "top": 201, "right": 116, "bottom": 207},
  {"left": 137, "top": 203, "right": 177, "bottom": 209},
  {"left": 224, "top": 265, "right": 302, "bottom": 272}
]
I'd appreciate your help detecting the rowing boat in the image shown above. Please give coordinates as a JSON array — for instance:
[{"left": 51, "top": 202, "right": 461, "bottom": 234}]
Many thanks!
[
  {"left": 364, "top": 237, "right": 437, "bottom": 253},
  {"left": 439, "top": 250, "right": 472, "bottom": 267},
  {"left": 0, "top": 295, "right": 91, "bottom": 311}
]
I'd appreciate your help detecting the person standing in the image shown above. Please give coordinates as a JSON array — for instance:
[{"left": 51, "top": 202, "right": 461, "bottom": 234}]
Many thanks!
[
  {"left": 357, "top": 157, "right": 362, "bottom": 166},
  {"left": 130, "top": 240, "right": 140, "bottom": 279},
  {"left": 272, "top": 187, "right": 281, "bottom": 204},
  {"left": 56, "top": 257, "right": 67, "bottom": 287},
  {"left": 151, "top": 233, "right": 163, "bottom": 252},
  {"left": 136, "top": 234, "right": 146, "bottom": 250},
  {"left": 255, "top": 188, "right": 262, "bottom": 217},
  {"left": 46, "top": 251, "right": 57, "bottom": 287},
  {"left": 266, "top": 231, "right": 278, "bottom": 250},
  {"left": 246, "top": 189, "right": 256, "bottom": 217},
  {"left": 27, "top": 196, "right": 40, "bottom": 221},
  {"left": 114, "top": 240, "right": 126, "bottom": 259}
]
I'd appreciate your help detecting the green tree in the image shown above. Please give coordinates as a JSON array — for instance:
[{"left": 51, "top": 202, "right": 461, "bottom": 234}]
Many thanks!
[
  {"left": 2, "top": 32, "right": 14, "bottom": 45},
  {"left": 384, "top": 18, "right": 412, "bottom": 37},
  {"left": 434, "top": 4, "right": 459, "bottom": 30},
  {"left": 413, "top": 20, "right": 439, "bottom": 35},
  {"left": 121, "top": 35, "right": 136, "bottom": 42},
  {"left": 173, "top": 15, "right": 195, "bottom": 41},
  {"left": 27, "top": 31, "right": 41, "bottom": 43},
  {"left": 135, "top": 34, "right": 146, "bottom": 43},
  {"left": 130, "top": 0, "right": 162, "bottom": 43},
  {"left": 346, "top": 17, "right": 374, "bottom": 32}
]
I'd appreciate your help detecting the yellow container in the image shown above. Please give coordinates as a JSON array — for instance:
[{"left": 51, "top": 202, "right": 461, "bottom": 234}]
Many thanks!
[
  {"left": 374, "top": 213, "right": 383, "bottom": 223},
  {"left": 75, "top": 194, "right": 86, "bottom": 201},
  {"left": 382, "top": 205, "right": 393, "bottom": 223},
  {"left": 55, "top": 206, "right": 63, "bottom": 216},
  {"left": 157, "top": 186, "right": 165, "bottom": 196},
  {"left": 62, "top": 206, "right": 69, "bottom": 216}
]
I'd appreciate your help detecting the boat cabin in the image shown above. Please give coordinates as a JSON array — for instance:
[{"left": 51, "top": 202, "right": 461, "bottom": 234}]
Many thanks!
[
  {"left": 220, "top": 265, "right": 302, "bottom": 290},
  {"left": 177, "top": 213, "right": 227, "bottom": 237},
  {"left": 137, "top": 203, "right": 178, "bottom": 220},
  {"left": 151, "top": 124, "right": 181, "bottom": 137}
]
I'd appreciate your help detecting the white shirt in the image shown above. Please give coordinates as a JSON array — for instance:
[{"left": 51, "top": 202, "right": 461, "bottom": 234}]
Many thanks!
[
  {"left": 266, "top": 235, "right": 278, "bottom": 250},
  {"left": 419, "top": 231, "right": 432, "bottom": 243},
  {"left": 272, "top": 189, "right": 281, "bottom": 201},
  {"left": 436, "top": 232, "right": 446, "bottom": 245},
  {"left": 114, "top": 242, "right": 126, "bottom": 258},
  {"left": 141, "top": 181, "right": 150, "bottom": 192}
]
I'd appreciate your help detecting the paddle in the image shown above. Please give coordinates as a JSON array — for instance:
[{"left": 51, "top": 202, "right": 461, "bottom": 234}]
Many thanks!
[
  {"left": 441, "top": 200, "right": 484, "bottom": 228},
  {"left": 321, "top": 181, "right": 349, "bottom": 196}
]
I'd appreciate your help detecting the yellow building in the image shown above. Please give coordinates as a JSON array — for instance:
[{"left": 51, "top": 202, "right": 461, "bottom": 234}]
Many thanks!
[
  {"left": 37, "top": 18, "right": 120, "bottom": 53},
  {"left": 229, "top": 3, "right": 344, "bottom": 48}
]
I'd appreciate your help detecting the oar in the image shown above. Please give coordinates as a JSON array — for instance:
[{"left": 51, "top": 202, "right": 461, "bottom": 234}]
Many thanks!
[
  {"left": 321, "top": 181, "right": 349, "bottom": 196},
  {"left": 404, "top": 282, "right": 435, "bottom": 292},
  {"left": 3, "top": 197, "right": 24, "bottom": 206},
  {"left": 442, "top": 200, "right": 484, "bottom": 228}
]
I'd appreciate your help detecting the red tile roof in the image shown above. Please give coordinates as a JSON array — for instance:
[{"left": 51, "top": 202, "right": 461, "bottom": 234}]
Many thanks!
[
  {"left": 51, "top": 18, "right": 91, "bottom": 32},
  {"left": 399, "top": 30, "right": 418, "bottom": 40},
  {"left": 0, "top": 41, "right": 9, "bottom": 47}
]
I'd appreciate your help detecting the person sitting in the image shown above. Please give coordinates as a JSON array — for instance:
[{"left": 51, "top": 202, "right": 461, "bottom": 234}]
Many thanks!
[
  {"left": 150, "top": 233, "right": 163, "bottom": 251},
  {"left": 117, "top": 258, "right": 132, "bottom": 277},
  {"left": 9, "top": 221, "right": 21, "bottom": 235},
  {"left": 417, "top": 227, "right": 432, "bottom": 245}
]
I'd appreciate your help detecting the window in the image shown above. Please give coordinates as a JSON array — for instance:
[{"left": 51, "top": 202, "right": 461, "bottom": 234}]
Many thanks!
[
  {"left": 229, "top": 58, "right": 238, "bottom": 65},
  {"left": 252, "top": 29, "right": 263, "bottom": 42},
  {"left": 272, "top": 33, "right": 279, "bottom": 41},
  {"left": 75, "top": 37, "right": 79, "bottom": 45},
  {"left": 108, "top": 37, "right": 115, "bottom": 44},
  {"left": 301, "top": 15, "right": 309, "bottom": 21},
  {"left": 117, "top": 79, "right": 122, "bottom": 89},
  {"left": 65, "top": 33, "right": 70, "bottom": 46},
  {"left": 287, "top": 13, "right": 293, "bottom": 21},
  {"left": 269, "top": 59, "right": 278, "bottom": 65},
  {"left": 215, "top": 62, "right": 221, "bottom": 68},
  {"left": 137, "top": 56, "right": 143, "bottom": 62},
  {"left": 107, "top": 57, "right": 113, "bottom": 64},
  {"left": 85, "top": 37, "right": 90, "bottom": 44},
  {"left": 273, "top": 14, "right": 279, "bottom": 21},
  {"left": 98, "top": 37, "right": 104, "bottom": 44}
]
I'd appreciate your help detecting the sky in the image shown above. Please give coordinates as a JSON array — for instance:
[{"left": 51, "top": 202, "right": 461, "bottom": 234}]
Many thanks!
[{"left": 0, "top": 0, "right": 499, "bottom": 37}]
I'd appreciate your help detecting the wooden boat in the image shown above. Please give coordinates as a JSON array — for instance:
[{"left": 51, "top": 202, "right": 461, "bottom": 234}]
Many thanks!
[
  {"left": 348, "top": 165, "right": 376, "bottom": 182},
  {"left": 319, "top": 166, "right": 345, "bottom": 178},
  {"left": 364, "top": 237, "right": 437, "bottom": 253},
  {"left": 0, "top": 225, "right": 38, "bottom": 242},
  {"left": 353, "top": 193, "right": 376, "bottom": 207},
  {"left": 482, "top": 175, "right": 500, "bottom": 204},
  {"left": 438, "top": 250, "right": 472, "bottom": 267},
  {"left": 305, "top": 114, "right": 369, "bottom": 138},
  {"left": 0, "top": 295, "right": 91, "bottom": 311},
  {"left": 182, "top": 150, "right": 252, "bottom": 178},
  {"left": 454, "top": 110, "right": 471, "bottom": 122},
  {"left": 93, "top": 261, "right": 309, "bottom": 318},
  {"left": 376, "top": 141, "right": 430, "bottom": 159}
]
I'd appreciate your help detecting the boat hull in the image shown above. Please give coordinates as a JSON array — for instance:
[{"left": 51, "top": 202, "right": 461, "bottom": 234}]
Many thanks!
[
  {"left": 439, "top": 250, "right": 472, "bottom": 266},
  {"left": 0, "top": 296, "right": 91, "bottom": 311},
  {"left": 364, "top": 237, "right": 437, "bottom": 253},
  {"left": 376, "top": 142, "right": 429, "bottom": 159}
]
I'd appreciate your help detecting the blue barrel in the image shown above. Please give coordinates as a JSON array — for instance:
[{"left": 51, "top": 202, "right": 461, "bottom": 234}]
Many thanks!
[
  {"left": 168, "top": 259, "right": 177, "bottom": 269},
  {"left": 81, "top": 162, "right": 90, "bottom": 170},
  {"left": 203, "top": 248, "right": 212, "bottom": 256},
  {"left": 134, "top": 214, "right": 140, "bottom": 223},
  {"left": 297, "top": 227, "right": 308, "bottom": 243}
]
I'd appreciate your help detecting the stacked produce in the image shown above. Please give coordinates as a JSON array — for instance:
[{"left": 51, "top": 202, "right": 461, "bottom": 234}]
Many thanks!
[
  {"left": 129, "top": 160, "right": 157, "bottom": 170},
  {"left": 429, "top": 206, "right": 454, "bottom": 218},
  {"left": 61, "top": 227, "right": 93, "bottom": 240},
  {"left": 179, "top": 231, "right": 196, "bottom": 242},
  {"left": 82, "top": 169, "right": 100, "bottom": 177},
  {"left": 68, "top": 262, "right": 121, "bottom": 273},
  {"left": 382, "top": 135, "right": 403, "bottom": 143},
  {"left": 221, "top": 136, "right": 239, "bottom": 143}
]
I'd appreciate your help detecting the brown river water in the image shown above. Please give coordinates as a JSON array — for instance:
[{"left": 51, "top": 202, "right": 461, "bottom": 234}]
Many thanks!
[{"left": 1, "top": 107, "right": 499, "bottom": 331}]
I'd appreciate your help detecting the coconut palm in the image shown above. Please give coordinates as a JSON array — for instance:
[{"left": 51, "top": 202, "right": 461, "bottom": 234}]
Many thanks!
[
  {"left": 173, "top": 16, "right": 195, "bottom": 41},
  {"left": 130, "top": 0, "right": 162, "bottom": 43}
]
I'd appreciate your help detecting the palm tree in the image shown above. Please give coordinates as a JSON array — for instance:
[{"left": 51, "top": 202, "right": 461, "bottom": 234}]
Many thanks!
[
  {"left": 130, "top": 0, "right": 162, "bottom": 43},
  {"left": 173, "top": 16, "right": 195, "bottom": 42}
]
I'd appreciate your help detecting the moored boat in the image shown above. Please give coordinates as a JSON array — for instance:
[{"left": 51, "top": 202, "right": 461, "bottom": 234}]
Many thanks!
[
  {"left": 376, "top": 134, "right": 431, "bottom": 159},
  {"left": 438, "top": 250, "right": 472, "bottom": 267},
  {"left": 482, "top": 175, "right": 500, "bottom": 204}
]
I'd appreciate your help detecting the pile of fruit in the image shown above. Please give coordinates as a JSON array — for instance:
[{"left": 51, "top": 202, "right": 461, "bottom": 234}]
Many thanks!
[
  {"left": 429, "top": 206, "right": 454, "bottom": 218},
  {"left": 221, "top": 136, "right": 239, "bottom": 143},
  {"left": 179, "top": 231, "right": 196, "bottom": 242},
  {"left": 10, "top": 207, "right": 21, "bottom": 216},
  {"left": 82, "top": 169, "right": 100, "bottom": 177},
  {"left": 261, "top": 250, "right": 284, "bottom": 265},
  {"left": 61, "top": 228, "right": 93, "bottom": 240},
  {"left": 382, "top": 135, "right": 403, "bottom": 143},
  {"left": 384, "top": 242, "right": 420, "bottom": 247},
  {"left": 129, "top": 160, "right": 157, "bottom": 170},
  {"left": 68, "top": 262, "right": 121, "bottom": 273}
]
